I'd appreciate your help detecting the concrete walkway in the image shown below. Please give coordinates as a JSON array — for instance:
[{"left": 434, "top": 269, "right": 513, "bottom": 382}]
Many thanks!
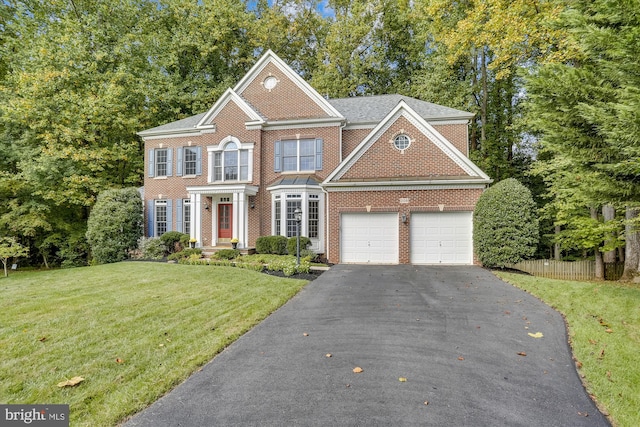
[{"left": 125, "top": 265, "right": 609, "bottom": 426}]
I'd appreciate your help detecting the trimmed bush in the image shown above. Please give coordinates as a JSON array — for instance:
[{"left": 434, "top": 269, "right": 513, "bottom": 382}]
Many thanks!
[
  {"left": 473, "top": 178, "right": 539, "bottom": 268},
  {"left": 255, "top": 235, "right": 288, "bottom": 255},
  {"left": 86, "top": 188, "right": 143, "bottom": 264},
  {"left": 167, "top": 248, "right": 202, "bottom": 261},
  {"left": 287, "top": 236, "right": 311, "bottom": 255},
  {"left": 137, "top": 237, "right": 167, "bottom": 260},
  {"left": 214, "top": 249, "right": 240, "bottom": 260},
  {"left": 160, "top": 231, "right": 188, "bottom": 254}
]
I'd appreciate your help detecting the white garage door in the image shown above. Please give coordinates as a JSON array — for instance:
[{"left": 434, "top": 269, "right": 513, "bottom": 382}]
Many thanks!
[
  {"left": 341, "top": 213, "right": 398, "bottom": 264},
  {"left": 410, "top": 212, "right": 473, "bottom": 264}
]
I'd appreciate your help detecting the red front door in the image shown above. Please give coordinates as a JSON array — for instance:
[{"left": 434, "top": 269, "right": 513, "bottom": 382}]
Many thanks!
[{"left": 218, "top": 204, "right": 232, "bottom": 239}]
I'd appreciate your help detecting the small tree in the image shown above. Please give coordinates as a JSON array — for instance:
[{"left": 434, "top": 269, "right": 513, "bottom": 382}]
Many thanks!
[
  {"left": 0, "top": 237, "right": 29, "bottom": 277},
  {"left": 473, "top": 178, "right": 539, "bottom": 267},
  {"left": 86, "top": 188, "right": 143, "bottom": 264}
]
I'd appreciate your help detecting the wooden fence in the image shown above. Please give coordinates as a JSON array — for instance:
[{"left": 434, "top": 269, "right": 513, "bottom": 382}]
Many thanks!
[{"left": 506, "top": 259, "right": 624, "bottom": 281}]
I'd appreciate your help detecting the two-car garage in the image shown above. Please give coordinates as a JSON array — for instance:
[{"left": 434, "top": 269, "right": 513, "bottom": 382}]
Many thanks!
[{"left": 340, "top": 211, "right": 473, "bottom": 265}]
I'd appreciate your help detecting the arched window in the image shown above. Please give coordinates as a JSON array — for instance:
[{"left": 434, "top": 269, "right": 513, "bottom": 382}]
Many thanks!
[{"left": 212, "top": 140, "right": 250, "bottom": 182}]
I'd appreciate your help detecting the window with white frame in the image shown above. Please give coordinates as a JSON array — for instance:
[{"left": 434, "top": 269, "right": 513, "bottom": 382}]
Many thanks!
[
  {"left": 275, "top": 138, "right": 323, "bottom": 172},
  {"left": 155, "top": 149, "right": 168, "bottom": 177},
  {"left": 183, "top": 147, "right": 197, "bottom": 175},
  {"left": 286, "top": 194, "right": 302, "bottom": 238},
  {"left": 155, "top": 200, "right": 168, "bottom": 236},
  {"left": 213, "top": 142, "right": 249, "bottom": 182},
  {"left": 182, "top": 199, "right": 191, "bottom": 234},
  {"left": 274, "top": 196, "right": 281, "bottom": 236},
  {"left": 308, "top": 195, "right": 319, "bottom": 239},
  {"left": 271, "top": 191, "right": 323, "bottom": 241}
]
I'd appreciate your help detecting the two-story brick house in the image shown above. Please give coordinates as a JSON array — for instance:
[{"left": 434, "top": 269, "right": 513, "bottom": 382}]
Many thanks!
[{"left": 138, "top": 50, "right": 491, "bottom": 264}]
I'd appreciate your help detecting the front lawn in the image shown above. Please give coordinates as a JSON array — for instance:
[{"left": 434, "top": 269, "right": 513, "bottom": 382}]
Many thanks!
[
  {"left": 496, "top": 272, "right": 640, "bottom": 427},
  {"left": 0, "top": 262, "right": 308, "bottom": 426}
]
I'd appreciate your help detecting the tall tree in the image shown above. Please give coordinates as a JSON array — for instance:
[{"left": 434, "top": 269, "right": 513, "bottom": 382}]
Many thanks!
[{"left": 525, "top": 0, "right": 640, "bottom": 279}]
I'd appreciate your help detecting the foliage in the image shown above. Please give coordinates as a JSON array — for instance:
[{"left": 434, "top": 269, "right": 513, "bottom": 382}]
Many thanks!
[
  {"left": 213, "top": 249, "right": 240, "bottom": 260},
  {"left": 498, "top": 272, "right": 640, "bottom": 427},
  {"left": 255, "top": 235, "right": 288, "bottom": 255},
  {"left": 160, "top": 231, "right": 189, "bottom": 254},
  {"left": 167, "top": 248, "right": 202, "bottom": 261},
  {"left": 136, "top": 237, "right": 166, "bottom": 260},
  {"left": 235, "top": 262, "right": 264, "bottom": 272},
  {"left": 0, "top": 237, "right": 28, "bottom": 277},
  {"left": 287, "top": 236, "right": 311, "bottom": 256},
  {"left": 86, "top": 188, "right": 143, "bottom": 264},
  {"left": 524, "top": 0, "right": 640, "bottom": 274},
  {"left": 473, "top": 178, "right": 539, "bottom": 267},
  {"left": 0, "top": 262, "right": 307, "bottom": 426}
]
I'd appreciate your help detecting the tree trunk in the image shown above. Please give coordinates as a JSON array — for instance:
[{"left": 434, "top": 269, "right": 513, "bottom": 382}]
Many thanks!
[
  {"left": 621, "top": 206, "right": 640, "bottom": 281},
  {"left": 591, "top": 207, "right": 604, "bottom": 280},
  {"left": 554, "top": 225, "right": 561, "bottom": 260},
  {"left": 602, "top": 204, "right": 616, "bottom": 262}
]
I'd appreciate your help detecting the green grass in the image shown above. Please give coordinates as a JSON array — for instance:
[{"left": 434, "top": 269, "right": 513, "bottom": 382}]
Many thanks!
[
  {"left": 495, "top": 272, "right": 640, "bottom": 427},
  {"left": 0, "top": 262, "right": 308, "bottom": 426}
]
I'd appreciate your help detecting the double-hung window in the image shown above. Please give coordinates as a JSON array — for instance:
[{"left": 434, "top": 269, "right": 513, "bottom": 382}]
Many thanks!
[
  {"left": 184, "top": 148, "right": 197, "bottom": 175},
  {"left": 176, "top": 146, "right": 202, "bottom": 177},
  {"left": 155, "top": 200, "right": 168, "bottom": 236},
  {"left": 148, "top": 148, "right": 173, "bottom": 178},
  {"left": 275, "top": 138, "right": 323, "bottom": 172}
]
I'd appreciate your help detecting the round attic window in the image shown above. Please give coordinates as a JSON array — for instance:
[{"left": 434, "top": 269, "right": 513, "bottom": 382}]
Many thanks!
[
  {"left": 393, "top": 134, "right": 411, "bottom": 151},
  {"left": 264, "top": 76, "right": 278, "bottom": 90}
]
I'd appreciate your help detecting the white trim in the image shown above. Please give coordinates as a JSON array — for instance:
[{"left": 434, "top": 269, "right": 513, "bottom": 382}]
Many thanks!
[
  {"left": 186, "top": 184, "right": 259, "bottom": 196},
  {"left": 196, "top": 88, "right": 264, "bottom": 128},
  {"left": 139, "top": 128, "right": 215, "bottom": 140},
  {"left": 233, "top": 50, "right": 344, "bottom": 119},
  {"left": 323, "top": 181, "right": 489, "bottom": 192},
  {"left": 260, "top": 117, "right": 344, "bottom": 130},
  {"left": 323, "top": 101, "right": 491, "bottom": 184}
]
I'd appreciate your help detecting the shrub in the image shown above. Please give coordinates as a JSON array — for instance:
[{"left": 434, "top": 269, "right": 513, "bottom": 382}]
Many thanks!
[
  {"left": 167, "top": 248, "right": 202, "bottom": 261},
  {"left": 137, "top": 237, "right": 167, "bottom": 260},
  {"left": 235, "top": 262, "right": 264, "bottom": 272},
  {"left": 86, "top": 188, "right": 143, "bottom": 264},
  {"left": 473, "top": 178, "right": 539, "bottom": 268},
  {"left": 255, "top": 235, "right": 288, "bottom": 255},
  {"left": 160, "top": 231, "right": 188, "bottom": 254},
  {"left": 214, "top": 249, "right": 240, "bottom": 260},
  {"left": 287, "top": 236, "right": 311, "bottom": 255}
]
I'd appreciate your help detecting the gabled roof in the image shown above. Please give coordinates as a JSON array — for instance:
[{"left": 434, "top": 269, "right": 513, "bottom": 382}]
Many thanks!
[
  {"left": 196, "top": 88, "right": 264, "bottom": 127},
  {"left": 323, "top": 100, "right": 491, "bottom": 186},
  {"left": 234, "top": 49, "right": 344, "bottom": 120},
  {"left": 138, "top": 112, "right": 207, "bottom": 137},
  {"left": 328, "top": 94, "right": 474, "bottom": 125}
]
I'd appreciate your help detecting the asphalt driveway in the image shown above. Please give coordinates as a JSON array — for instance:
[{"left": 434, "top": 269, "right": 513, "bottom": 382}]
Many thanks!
[{"left": 125, "top": 265, "right": 609, "bottom": 426}]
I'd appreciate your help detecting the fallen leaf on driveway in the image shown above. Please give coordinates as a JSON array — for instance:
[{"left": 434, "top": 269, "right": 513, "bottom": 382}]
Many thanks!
[
  {"left": 353, "top": 367, "right": 363, "bottom": 373},
  {"left": 424, "top": 401, "right": 429, "bottom": 405},
  {"left": 326, "top": 353, "right": 332, "bottom": 358},
  {"left": 57, "top": 376, "right": 84, "bottom": 388},
  {"left": 303, "top": 333, "right": 309, "bottom": 337},
  {"left": 528, "top": 332, "right": 544, "bottom": 338},
  {"left": 517, "top": 352, "right": 527, "bottom": 357},
  {"left": 399, "top": 377, "right": 407, "bottom": 382},
  {"left": 458, "top": 356, "right": 464, "bottom": 361}
]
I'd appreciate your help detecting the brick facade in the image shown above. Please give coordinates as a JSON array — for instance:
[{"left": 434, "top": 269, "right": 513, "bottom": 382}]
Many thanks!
[{"left": 139, "top": 50, "right": 491, "bottom": 264}]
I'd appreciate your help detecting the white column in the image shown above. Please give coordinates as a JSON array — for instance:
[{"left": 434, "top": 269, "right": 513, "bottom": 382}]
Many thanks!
[
  {"left": 193, "top": 193, "right": 201, "bottom": 248},
  {"left": 232, "top": 192, "right": 246, "bottom": 248}
]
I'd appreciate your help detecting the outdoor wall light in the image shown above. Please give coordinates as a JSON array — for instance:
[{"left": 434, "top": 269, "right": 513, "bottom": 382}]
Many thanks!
[
  {"left": 204, "top": 202, "right": 210, "bottom": 211},
  {"left": 401, "top": 213, "right": 407, "bottom": 223},
  {"left": 250, "top": 203, "right": 255, "bottom": 209}
]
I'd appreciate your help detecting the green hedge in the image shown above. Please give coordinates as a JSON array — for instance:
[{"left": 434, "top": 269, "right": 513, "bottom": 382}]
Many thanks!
[
  {"left": 287, "top": 236, "right": 311, "bottom": 255},
  {"left": 255, "top": 235, "right": 288, "bottom": 255}
]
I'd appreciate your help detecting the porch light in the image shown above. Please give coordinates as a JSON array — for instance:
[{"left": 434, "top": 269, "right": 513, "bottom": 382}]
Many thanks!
[{"left": 294, "top": 207, "right": 302, "bottom": 266}]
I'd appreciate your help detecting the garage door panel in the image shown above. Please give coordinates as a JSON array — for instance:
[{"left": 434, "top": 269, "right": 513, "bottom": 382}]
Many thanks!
[
  {"left": 341, "top": 213, "right": 398, "bottom": 264},
  {"left": 410, "top": 212, "right": 472, "bottom": 265}
]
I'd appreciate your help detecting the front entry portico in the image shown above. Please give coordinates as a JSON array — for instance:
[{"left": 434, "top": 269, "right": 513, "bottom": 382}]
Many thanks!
[{"left": 186, "top": 184, "right": 258, "bottom": 249}]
